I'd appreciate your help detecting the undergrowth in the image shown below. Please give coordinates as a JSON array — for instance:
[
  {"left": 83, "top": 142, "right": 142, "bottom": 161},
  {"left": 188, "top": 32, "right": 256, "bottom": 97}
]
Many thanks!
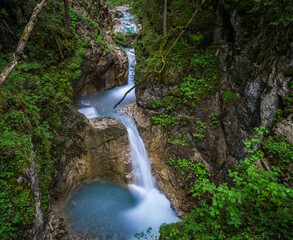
[{"left": 0, "top": 0, "right": 107, "bottom": 238}]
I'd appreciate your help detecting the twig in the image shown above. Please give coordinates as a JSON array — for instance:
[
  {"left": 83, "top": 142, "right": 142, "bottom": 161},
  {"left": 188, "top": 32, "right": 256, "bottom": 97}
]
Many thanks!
[
  {"left": 157, "top": 0, "right": 206, "bottom": 73},
  {"left": 113, "top": 84, "right": 136, "bottom": 109},
  {"left": 54, "top": 35, "right": 64, "bottom": 59},
  {"left": 0, "top": 15, "right": 17, "bottom": 39}
]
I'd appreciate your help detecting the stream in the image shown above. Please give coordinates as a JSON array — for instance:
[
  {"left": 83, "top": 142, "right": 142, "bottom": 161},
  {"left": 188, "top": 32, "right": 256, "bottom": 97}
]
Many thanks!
[{"left": 65, "top": 7, "right": 178, "bottom": 239}]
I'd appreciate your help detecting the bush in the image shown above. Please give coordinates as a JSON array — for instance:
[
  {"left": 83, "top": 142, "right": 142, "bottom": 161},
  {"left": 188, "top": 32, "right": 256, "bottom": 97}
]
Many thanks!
[{"left": 161, "top": 127, "right": 293, "bottom": 240}]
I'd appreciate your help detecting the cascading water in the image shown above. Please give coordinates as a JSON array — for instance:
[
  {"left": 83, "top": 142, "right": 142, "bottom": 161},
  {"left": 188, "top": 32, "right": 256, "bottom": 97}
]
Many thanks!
[{"left": 65, "top": 7, "right": 178, "bottom": 239}]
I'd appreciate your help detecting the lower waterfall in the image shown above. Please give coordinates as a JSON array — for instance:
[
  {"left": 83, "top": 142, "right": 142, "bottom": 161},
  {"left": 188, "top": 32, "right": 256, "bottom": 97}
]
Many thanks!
[{"left": 66, "top": 18, "right": 178, "bottom": 237}]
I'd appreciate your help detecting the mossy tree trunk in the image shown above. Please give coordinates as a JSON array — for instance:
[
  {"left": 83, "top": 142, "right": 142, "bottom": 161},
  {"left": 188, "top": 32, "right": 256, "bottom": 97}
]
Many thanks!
[
  {"left": 64, "top": 0, "right": 70, "bottom": 38},
  {"left": 0, "top": 0, "right": 49, "bottom": 88},
  {"left": 163, "top": 0, "right": 167, "bottom": 35}
]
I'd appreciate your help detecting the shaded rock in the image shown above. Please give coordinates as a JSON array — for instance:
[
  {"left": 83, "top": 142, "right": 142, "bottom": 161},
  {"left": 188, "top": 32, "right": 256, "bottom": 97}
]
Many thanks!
[
  {"left": 71, "top": 0, "right": 129, "bottom": 98},
  {"left": 260, "top": 72, "right": 290, "bottom": 128},
  {"left": 51, "top": 116, "right": 131, "bottom": 210},
  {"left": 116, "top": 10, "right": 124, "bottom": 18},
  {"left": 230, "top": 10, "right": 244, "bottom": 49},
  {"left": 244, "top": 77, "right": 263, "bottom": 114},
  {"left": 74, "top": 46, "right": 128, "bottom": 98},
  {"left": 273, "top": 120, "right": 293, "bottom": 143}
]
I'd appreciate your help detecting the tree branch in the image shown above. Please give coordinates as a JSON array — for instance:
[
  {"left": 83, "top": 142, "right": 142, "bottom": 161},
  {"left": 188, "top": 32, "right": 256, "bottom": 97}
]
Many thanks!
[
  {"left": 0, "top": 0, "right": 49, "bottom": 88},
  {"left": 113, "top": 84, "right": 137, "bottom": 109},
  {"left": 157, "top": 0, "right": 206, "bottom": 73}
]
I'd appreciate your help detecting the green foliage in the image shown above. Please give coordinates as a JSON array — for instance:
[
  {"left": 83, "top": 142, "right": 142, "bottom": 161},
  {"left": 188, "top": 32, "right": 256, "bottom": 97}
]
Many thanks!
[
  {"left": 161, "top": 127, "right": 293, "bottom": 239},
  {"left": 0, "top": 0, "right": 103, "bottom": 238},
  {"left": 193, "top": 120, "right": 207, "bottom": 141},
  {"left": 168, "top": 134, "right": 189, "bottom": 147},
  {"left": 148, "top": 47, "right": 220, "bottom": 115},
  {"left": 0, "top": 181, "right": 35, "bottom": 239},
  {"left": 223, "top": 90, "right": 236, "bottom": 102},
  {"left": 208, "top": 113, "right": 218, "bottom": 128},
  {"left": 151, "top": 114, "right": 180, "bottom": 128},
  {"left": 243, "top": 126, "right": 269, "bottom": 153},
  {"left": 263, "top": 135, "right": 293, "bottom": 185},
  {"left": 0, "top": 8, "right": 9, "bottom": 17},
  {"left": 112, "top": 32, "right": 133, "bottom": 46},
  {"left": 152, "top": 99, "right": 164, "bottom": 109},
  {"left": 69, "top": 7, "right": 80, "bottom": 31},
  {"left": 108, "top": 0, "right": 128, "bottom": 6},
  {"left": 132, "top": 0, "right": 220, "bottom": 103},
  {"left": 264, "top": 136, "right": 293, "bottom": 164},
  {"left": 221, "top": 0, "right": 293, "bottom": 28},
  {"left": 168, "top": 158, "right": 209, "bottom": 182},
  {"left": 135, "top": 227, "right": 158, "bottom": 240}
]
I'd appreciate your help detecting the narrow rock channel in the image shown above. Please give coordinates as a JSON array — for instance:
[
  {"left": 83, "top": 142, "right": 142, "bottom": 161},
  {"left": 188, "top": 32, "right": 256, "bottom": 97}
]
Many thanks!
[{"left": 64, "top": 6, "right": 178, "bottom": 240}]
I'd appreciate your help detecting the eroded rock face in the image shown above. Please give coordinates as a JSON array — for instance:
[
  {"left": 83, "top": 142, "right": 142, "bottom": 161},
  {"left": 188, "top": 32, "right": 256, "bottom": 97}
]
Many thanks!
[
  {"left": 72, "top": 0, "right": 128, "bottom": 98},
  {"left": 119, "top": 103, "right": 228, "bottom": 216},
  {"left": 132, "top": 31, "right": 291, "bottom": 216},
  {"left": 74, "top": 46, "right": 128, "bottom": 98},
  {"left": 51, "top": 116, "right": 131, "bottom": 209}
]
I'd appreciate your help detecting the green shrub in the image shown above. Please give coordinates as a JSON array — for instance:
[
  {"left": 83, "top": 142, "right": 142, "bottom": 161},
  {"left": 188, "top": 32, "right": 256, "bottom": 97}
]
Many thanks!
[{"left": 161, "top": 127, "right": 293, "bottom": 239}]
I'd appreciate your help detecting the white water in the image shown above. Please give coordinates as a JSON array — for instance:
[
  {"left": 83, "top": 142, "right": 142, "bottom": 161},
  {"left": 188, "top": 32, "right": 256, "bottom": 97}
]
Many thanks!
[{"left": 73, "top": 7, "right": 178, "bottom": 238}]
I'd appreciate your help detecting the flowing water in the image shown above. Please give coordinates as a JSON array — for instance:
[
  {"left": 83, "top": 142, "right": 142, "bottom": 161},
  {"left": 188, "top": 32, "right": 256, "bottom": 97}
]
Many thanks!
[{"left": 65, "top": 7, "right": 178, "bottom": 240}]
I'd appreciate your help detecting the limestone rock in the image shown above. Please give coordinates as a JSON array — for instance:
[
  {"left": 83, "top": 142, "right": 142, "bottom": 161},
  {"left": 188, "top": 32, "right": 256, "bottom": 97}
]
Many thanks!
[
  {"left": 51, "top": 117, "right": 131, "bottom": 209},
  {"left": 273, "top": 120, "right": 293, "bottom": 143},
  {"left": 71, "top": 0, "right": 129, "bottom": 98},
  {"left": 74, "top": 46, "right": 128, "bottom": 98}
]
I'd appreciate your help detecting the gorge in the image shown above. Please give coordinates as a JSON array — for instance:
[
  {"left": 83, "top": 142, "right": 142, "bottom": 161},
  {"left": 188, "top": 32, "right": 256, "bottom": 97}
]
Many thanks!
[
  {"left": 0, "top": 0, "right": 292, "bottom": 239},
  {"left": 65, "top": 9, "right": 178, "bottom": 238}
]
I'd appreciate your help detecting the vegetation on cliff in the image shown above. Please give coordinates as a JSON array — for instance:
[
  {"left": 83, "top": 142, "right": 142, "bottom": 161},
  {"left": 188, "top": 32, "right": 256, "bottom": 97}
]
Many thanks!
[
  {"left": 130, "top": 0, "right": 293, "bottom": 239},
  {"left": 0, "top": 0, "right": 292, "bottom": 239},
  {"left": 0, "top": 0, "right": 108, "bottom": 238}
]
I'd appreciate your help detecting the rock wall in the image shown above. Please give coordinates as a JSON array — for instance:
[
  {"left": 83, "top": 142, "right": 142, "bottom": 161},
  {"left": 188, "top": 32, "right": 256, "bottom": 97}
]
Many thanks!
[
  {"left": 72, "top": 0, "right": 128, "bottom": 98},
  {"left": 131, "top": 6, "right": 292, "bottom": 215},
  {"left": 38, "top": 111, "right": 132, "bottom": 240},
  {"left": 51, "top": 116, "right": 131, "bottom": 210}
]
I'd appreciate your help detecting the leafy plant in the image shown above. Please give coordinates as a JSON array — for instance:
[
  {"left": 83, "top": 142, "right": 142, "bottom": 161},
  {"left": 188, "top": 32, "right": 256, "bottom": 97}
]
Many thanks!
[
  {"left": 223, "top": 90, "right": 236, "bottom": 102},
  {"left": 151, "top": 114, "right": 180, "bottom": 128},
  {"left": 192, "top": 120, "right": 206, "bottom": 141},
  {"left": 161, "top": 127, "right": 293, "bottom": 240},
  {"left": 209, "top": 113, "right": 218, "bottom": 128}
]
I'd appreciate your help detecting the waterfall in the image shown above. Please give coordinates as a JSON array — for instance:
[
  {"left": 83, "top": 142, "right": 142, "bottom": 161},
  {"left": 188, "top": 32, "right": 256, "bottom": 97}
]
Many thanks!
[
  {"left": 121, "top": 116, "right": 154, "bottom": 190},
  {"left": 73, "top": 6, "right": 178, "bottom": 238}
]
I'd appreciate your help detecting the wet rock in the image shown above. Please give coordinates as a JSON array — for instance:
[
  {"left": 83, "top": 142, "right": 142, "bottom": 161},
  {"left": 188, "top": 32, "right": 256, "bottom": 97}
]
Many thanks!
[
  {"left": 51, "top": 117, "right": 131, "bottom": 209},
  {"left": 121, "top": 103, "right": 228, "bottom": 216},
  {"left": 74, "top": 45, "right": 128, "bottom": 98},
  {"left": 244, "top": 77, "right": 263, "bottom": 114},
  {"left": 116, "top": 11, "right": 124, "bottom": 18},
  {"left": 260, "top": 72, "right": 290, "bottom": 128}
]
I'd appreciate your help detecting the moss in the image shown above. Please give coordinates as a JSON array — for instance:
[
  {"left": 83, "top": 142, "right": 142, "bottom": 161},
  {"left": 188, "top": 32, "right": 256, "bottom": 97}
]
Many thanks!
[{"left": 0, "top": 0, "right": 109, "bottom": 238}]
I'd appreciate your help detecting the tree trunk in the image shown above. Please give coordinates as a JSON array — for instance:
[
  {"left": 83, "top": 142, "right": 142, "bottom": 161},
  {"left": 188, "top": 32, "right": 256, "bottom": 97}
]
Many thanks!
[
  {"left": 163, "top": 0, "right": 167, "bottom": 35},
  {"left": 64, "top": 0, "right": 70, "bottom": 38},
  {"left": 0, "top": 0, "right": 49, "bottom": 88}
]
